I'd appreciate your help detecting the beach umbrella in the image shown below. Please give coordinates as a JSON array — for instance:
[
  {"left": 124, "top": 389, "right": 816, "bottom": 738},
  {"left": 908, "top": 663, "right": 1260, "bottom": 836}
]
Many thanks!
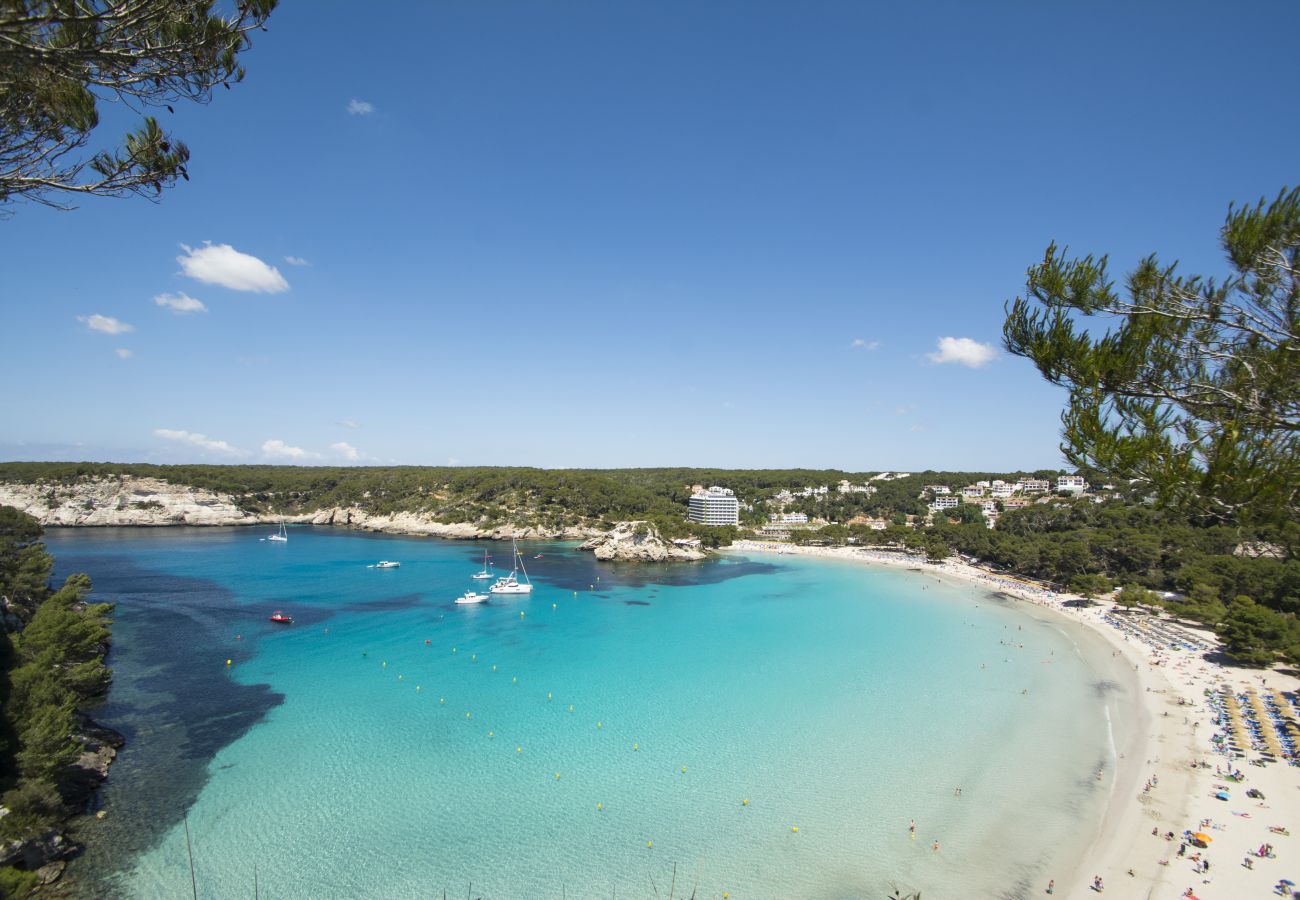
[
  {"left": 1280, "top": 878, "right": 1295, "bottom": 886},
  {"left": 1215, "top": 791, "right": 1230, "bottom": 800},
  {"left": 1192, "top": 832, "right": 1212, "bottom": 843}
]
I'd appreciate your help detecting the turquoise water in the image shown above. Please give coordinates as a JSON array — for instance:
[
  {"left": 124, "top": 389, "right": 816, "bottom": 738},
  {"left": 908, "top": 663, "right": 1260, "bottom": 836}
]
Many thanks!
[{"left": 48, "top": 527, "right": 1129, "bottom": 899}]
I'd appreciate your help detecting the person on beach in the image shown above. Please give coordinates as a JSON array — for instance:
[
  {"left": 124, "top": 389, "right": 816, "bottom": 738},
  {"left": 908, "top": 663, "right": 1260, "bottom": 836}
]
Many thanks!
[
  {"left": 1092, "top": 874, "right": 1104, "bottom": 891},
  {"left": 932, "top": 840, "right": 940, "bottom": 852},
  {"left": 909, "top": 819, "right": 915, "bottom": 836},
  {"left": 1046, "top": 878, "right": 1054, "bottom": 894}
]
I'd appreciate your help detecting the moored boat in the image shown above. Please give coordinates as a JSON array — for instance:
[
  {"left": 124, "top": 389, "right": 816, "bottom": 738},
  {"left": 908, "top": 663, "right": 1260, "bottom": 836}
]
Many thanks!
[
  {"left": 269, "top": 611, "right": 293, "bottom": 624},
  {"left": 455, "top": 591, "right": 489, "bottom": 605}
]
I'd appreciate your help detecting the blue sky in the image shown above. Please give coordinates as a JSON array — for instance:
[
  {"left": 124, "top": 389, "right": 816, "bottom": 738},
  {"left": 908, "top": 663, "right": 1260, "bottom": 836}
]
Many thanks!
[{"left": 2, "top": 1, "right": 1296, "bottom": 471}]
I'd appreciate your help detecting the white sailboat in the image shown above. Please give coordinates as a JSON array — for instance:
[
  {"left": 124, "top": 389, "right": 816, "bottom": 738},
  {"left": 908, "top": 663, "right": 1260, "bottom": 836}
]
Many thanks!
[
  {"left": 267, "top": 519, "right": 288, "bottom": 542},
  {"left": 488, "top": 538, "right": 533, "bottom": 595},
  {"left": 471, "top": 549, "right": 492, "bottom": 580}
]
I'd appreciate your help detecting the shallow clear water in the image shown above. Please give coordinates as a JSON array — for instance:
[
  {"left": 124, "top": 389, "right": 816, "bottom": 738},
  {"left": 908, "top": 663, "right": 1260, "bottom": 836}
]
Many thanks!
[{"left": 48, "top": 527, "right": 1128, "bottom": 899}]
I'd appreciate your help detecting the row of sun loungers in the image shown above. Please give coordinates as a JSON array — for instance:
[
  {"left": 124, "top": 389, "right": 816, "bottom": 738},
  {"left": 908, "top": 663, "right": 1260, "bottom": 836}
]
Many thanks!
[
  {"left": 1104, "top": 612, "right": 1213, "bottom": 653},
  {"left": 1209, "top": 686, "right": 1300, "bottom": 765}
]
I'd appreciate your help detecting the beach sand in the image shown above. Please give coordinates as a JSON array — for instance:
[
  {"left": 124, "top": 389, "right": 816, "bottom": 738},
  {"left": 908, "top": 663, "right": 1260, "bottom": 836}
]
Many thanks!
[{"left": 726, "top": 541, "right": 1300, "bottom": 899}]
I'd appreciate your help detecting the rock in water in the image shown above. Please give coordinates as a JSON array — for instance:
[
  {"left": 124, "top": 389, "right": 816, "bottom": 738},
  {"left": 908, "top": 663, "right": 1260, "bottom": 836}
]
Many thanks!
[{"left": 578, "top": 521, "right": 708, "bottom": 561}]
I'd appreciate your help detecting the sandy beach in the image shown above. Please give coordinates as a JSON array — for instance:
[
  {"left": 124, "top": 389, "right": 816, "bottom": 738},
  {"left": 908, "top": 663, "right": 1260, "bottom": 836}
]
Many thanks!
[{"left": 727, "top": 540, "right": 1300, "bottom": 899}]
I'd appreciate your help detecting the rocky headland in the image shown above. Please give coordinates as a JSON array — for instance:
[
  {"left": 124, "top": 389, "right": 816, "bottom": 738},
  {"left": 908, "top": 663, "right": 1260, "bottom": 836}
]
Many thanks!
[{"left": 578, "top": 521, "right": 708, "bottom": 561}]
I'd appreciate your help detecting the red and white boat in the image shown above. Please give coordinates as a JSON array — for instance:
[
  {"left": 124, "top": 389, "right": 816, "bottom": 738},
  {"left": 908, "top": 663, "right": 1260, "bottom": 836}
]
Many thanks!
[{"left": 269, "top": 611, "right": 293, "bottom": 624}]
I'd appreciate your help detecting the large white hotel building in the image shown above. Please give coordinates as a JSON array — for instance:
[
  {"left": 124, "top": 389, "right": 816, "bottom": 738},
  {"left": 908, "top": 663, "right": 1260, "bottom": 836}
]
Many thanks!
[{"left": 688, "top": 486, "right": 740, "bottom": 526}]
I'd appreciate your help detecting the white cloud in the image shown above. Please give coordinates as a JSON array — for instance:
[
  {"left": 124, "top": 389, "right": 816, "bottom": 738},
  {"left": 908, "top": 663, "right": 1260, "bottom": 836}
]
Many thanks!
[
  {"left": 177, "top": 242, "right": 289, "bottom": 293},
  {"left": 926, "top": 336, "right": 998, "bottom": 368},
  {"left": 850, "top": 338, "right": 879, "bottom": 351},
  {"left": 337, "top": 419, "right": 361, "bottom": 429},
  {"left": 154, "top": 291, "right": 208, "bottom": 314},
  {"left": 283, "top": 256, "right": 310, "bottom": 266},
  {"left": 347, "top": 99, "right": 375, "bottom": 115},
  {"left": 447, "top": 457, "right": 461, "bottom": 466},
  {"left": 154, "top": 428, "right": 247, "bottom": 457},
  {"left": 114, "top": 348, "right": 133, "bottom": 359},
  {"left": 262, "top": 438, "right": 321, "bottom": 461},
  {"left": 78, "top": 314, "right": 134, "bottom": 335},
  {"left": 330, "top": 441, "right": 360, "bottom": 461}
]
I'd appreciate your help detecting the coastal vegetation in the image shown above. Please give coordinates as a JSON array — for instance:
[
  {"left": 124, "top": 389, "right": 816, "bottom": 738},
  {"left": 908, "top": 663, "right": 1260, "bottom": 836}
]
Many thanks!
[{"left": 0, "top": 507, "right": 112, "bottom": 893}]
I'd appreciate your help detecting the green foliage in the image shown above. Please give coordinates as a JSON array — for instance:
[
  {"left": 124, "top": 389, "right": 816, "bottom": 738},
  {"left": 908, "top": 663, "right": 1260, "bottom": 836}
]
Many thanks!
[
  {"left": 1004, "top": 187, "right": 1300, "bottom": 534},
  {"left": 0, "top": 508, "right": 112, "bottom": 851},
  {"left": 1114, "top": 584, "right": 1156, "bottom": 608},
  {"left": 1218, "top": 596, "right": 1300, "bottom": 668},
  {"left": 0, "top": 1, "right": 278, "bottom": 210},
  {"left": 0, "top": 778, "right": 64, "bottom": 842},
  {"left": 1069, "top": 574, "right": 1112, "bottom": 598}
]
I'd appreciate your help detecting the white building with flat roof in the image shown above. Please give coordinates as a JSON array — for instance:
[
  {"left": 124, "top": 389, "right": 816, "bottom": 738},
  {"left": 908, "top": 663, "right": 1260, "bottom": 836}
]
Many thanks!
[
  {"left": 688, "top": 486, "right": 740, "bottom": 526},
  {"left": 930, "top": 496, "right": 959, "bottom": 511},
  {"left": 1056, "top": 475, "right": 1089, "bottom": 494}
]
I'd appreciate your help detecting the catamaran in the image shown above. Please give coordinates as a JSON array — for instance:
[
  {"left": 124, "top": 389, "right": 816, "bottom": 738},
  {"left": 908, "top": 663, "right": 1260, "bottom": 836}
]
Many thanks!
[
  {"left": 489, "top": 538, "right": 534, "bottom": 595},
  {"left": 267, "top": 520, "right": 288, "bottom": 542},
  {"left": 471, "top": 549, "right": 492, "bottom": 580}
]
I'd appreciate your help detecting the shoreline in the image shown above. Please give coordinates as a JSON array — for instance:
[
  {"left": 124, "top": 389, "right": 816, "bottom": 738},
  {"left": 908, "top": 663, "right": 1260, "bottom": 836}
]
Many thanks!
[{"left": 724, "top": 540, "right": 1300, "bottom": 900}]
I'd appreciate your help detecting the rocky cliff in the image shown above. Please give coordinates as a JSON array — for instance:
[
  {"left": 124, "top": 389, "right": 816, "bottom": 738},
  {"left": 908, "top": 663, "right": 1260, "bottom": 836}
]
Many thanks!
[
  {"left": 0, "top": 476, "right": 603, "bottom": 541},
  {"left": 0, "top": 476, "right": 262, "bottom": 526},
  {"left": 578, "top": 521, "right": 708, "bottom": 561}
]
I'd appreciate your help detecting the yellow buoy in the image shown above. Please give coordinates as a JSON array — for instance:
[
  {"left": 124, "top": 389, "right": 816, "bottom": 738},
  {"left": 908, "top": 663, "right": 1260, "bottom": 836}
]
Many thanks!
[
  {"left": 647, "top": 840, "right": 653, "bottom": 849},
  {"left": 382, "top": 661, "right": 388, "bottom": 668},
  {"left": 488, "top": 731, "right": 494, "bottom": 737},
  {"left": 516, "top": 745, "right": 522, "bottom": 754},
  {"left": 724, "top": 893, "right": 729, "bottom": 899},
  {"left": 568, "top": 705, "right": 574, "bottom": 713},
  {"left": 520, "top": 611, "right": 525, "bottom": 618},
  {"left": 512, "top": 676, "right": 518, "bottom": 684},
  {"left": 398, "top": 674, "right": 404, "bottom": 680},
  {"left": 416, "top": 685, "right": 421, "bottom": 692},
  {"left": 226, "top": 659, "right": 232, "bottom": 666},
  {"left": 633, "top": 742, "right": 639, "bottom": 750},
  {"left": 791, "top": 826, "right": 799, "bottom": 833},
  {"left": 492, "top": 664, "right": 497, "bottom": 672},
  {"left": 471, "top": 654, "right": 476, "bottom": 662},
  {"left": 552, "top": 603, "right": 557, "bottom": 609},
  {"left": 547, "top": 692, "right": 553, "bottom": 701},
  {"left": 465, "top": 711, "right": 471, "bottom": 719},
  {"left": 439, "top": 697, "right": 445, "bottom": 704},
  {"left": 681, "top": 766, "right": 687, "bottom": 774},
  {"left": 742, "top": 799, "right": 748, "bottom": 806},
  {"left": 452, "top": 647, "right": 457, "bottom": 653},
  {"left": 597, "top": 721, "right": 603, "bottom": 729},
  {"left": 597, "top": 802, "right": 603, "bottom": 810},
  {"left": 554, "top": 772, "right": 561, "bottom": 780}
]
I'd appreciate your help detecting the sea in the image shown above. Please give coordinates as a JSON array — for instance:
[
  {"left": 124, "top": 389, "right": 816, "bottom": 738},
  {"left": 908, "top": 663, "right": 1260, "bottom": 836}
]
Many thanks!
[{"left": 43, "top": 526, "right": 1136, "bottom": 899}]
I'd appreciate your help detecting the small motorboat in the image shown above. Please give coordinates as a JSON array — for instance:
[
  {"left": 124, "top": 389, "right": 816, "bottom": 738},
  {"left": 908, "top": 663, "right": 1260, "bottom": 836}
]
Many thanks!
[
  {"left": 269, "top": 611, "right": 293, "bottom": 624},
  {"left": 455, "top": 591, "right": 488, "bottom": 605},
  {"left": 373, "top": 560, "right": 400, "bottom": 569},
  {"left": 534, "top": 554, "right": 543, "bottom": 559}
]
